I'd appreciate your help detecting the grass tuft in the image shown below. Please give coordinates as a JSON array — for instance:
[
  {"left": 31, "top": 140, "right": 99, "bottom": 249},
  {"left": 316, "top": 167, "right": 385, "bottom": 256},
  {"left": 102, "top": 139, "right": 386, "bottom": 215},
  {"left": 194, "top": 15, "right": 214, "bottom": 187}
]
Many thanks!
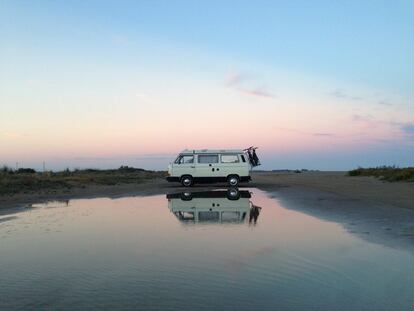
[
  {"left": 348, "top": 166, "right": 414, "bottom": 182},
  {"left": 0, "top": 166, "right": 167, "bottom": 195}
]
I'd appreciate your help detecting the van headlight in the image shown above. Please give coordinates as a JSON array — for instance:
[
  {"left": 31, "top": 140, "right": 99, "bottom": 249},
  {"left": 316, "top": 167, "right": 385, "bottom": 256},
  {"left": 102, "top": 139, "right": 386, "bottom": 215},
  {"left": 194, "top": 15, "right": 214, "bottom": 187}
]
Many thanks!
[{"left": 168, "top": 164, "right": 172, "bottom": 175}]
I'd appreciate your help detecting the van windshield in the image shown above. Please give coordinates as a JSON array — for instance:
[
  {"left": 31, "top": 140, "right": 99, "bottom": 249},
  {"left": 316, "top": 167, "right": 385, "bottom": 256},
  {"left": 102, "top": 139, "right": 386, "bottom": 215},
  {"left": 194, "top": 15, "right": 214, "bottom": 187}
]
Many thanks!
[{"left": 175, "top": 155, "right": 194, "bottom": 164}]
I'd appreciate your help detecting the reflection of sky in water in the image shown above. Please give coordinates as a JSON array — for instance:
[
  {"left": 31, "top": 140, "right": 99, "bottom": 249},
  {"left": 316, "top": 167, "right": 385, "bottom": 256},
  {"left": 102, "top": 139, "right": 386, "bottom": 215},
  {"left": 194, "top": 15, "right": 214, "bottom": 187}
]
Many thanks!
[{"left": 1, "top": 189, "right": 414, "bottom": 310}]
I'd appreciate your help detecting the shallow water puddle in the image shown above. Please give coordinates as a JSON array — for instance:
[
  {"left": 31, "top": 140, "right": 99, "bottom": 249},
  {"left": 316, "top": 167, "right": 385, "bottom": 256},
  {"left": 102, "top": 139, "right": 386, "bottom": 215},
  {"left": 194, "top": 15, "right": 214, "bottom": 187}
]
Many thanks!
[{"left": 1, "top": 188, "right": 414, "bottom": 310}]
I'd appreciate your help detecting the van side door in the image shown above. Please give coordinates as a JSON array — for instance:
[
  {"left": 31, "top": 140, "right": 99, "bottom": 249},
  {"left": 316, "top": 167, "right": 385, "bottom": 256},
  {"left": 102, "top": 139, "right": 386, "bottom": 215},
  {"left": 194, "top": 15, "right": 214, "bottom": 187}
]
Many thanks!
[{"left": 195, "top": 154, "right": 219, "bottom": 178}]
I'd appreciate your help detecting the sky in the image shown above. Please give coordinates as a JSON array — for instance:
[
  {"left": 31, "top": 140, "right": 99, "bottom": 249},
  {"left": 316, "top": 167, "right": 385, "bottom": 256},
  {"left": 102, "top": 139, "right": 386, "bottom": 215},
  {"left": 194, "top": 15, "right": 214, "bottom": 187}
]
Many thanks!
[{"left": 1, "top": 0, "right": 413, "bottom": 171}]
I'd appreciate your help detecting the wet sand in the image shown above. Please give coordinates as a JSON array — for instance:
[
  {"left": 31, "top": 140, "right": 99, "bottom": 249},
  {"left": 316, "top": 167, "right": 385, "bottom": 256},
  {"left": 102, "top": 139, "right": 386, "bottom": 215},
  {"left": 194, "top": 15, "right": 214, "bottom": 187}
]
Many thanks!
[
  {"left": 1, "top": 171, "right": 414, "bottom": 252},
  {"left": 253, "top": 172, "right": 414, "bottom": 252},
  {"left": 253, "top": 171, "right": 414, "bottom": 210}
]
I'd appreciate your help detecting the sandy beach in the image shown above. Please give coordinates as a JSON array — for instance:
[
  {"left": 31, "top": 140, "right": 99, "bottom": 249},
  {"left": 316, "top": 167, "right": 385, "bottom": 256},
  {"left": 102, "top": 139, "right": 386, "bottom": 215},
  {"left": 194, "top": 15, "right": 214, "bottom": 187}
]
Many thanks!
[{"left": 253, "top": 171, "right": 414, "bottom": 210}]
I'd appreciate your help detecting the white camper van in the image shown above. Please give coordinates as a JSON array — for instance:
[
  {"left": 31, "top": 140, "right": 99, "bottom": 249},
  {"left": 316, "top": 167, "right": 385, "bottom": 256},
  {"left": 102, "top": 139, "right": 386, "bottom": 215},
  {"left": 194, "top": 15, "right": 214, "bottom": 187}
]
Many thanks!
[{"left": 167, "top": 147, "right": 260, "bottom": 187}]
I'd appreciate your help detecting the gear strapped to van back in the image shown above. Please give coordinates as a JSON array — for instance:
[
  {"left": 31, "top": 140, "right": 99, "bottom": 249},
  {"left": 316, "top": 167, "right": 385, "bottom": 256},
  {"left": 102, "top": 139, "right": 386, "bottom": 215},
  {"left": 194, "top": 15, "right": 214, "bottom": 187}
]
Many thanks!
[{"left": 244, "top": 147, "right": 260, "bottom": 167}]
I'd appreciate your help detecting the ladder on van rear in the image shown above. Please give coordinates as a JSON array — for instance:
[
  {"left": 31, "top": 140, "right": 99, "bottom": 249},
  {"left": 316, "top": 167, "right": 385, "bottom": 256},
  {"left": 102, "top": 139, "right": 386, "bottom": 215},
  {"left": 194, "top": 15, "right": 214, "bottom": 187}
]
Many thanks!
[{"left": 244, "top": 147, "right": 260, "bottom": 167}]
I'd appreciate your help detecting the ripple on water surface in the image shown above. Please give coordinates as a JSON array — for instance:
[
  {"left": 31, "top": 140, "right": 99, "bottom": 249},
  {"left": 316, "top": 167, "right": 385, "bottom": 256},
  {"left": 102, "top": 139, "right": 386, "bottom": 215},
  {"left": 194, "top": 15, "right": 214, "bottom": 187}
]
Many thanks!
[{"left": 1, "top": 188, "right": 414, "bottom": 310}]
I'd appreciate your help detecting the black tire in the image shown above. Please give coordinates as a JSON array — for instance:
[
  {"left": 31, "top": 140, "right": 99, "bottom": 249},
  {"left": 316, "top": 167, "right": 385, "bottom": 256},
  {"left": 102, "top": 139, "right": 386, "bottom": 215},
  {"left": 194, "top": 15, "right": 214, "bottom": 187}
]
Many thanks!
[
  {"left": 227, "top": 188, "right": 240, "bottom": 200},
  {"left": 227, "top": 175, "right": 240, "bottom": 187},
  {"left": 180, "top": 191, "right": 193, "bottom": 201},
  {"left": 181, "top": 175, "right": 193, "bottom": 187}
]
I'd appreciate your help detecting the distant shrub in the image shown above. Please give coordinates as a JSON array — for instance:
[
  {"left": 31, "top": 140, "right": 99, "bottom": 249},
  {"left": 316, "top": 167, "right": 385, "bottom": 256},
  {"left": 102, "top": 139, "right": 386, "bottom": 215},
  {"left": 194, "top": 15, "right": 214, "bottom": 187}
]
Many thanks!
[
  {"left": 1, "top": 165, "right": 13, "bottom": 174},
  {"left": 118, "top": 166, "right": 145, "bottom": 172},
  {"left": 17, "top": 168, "right": 36, "bottom": 174},
  {"left": 82, "top": 169, "right": 100, "bottom": 173},
  {"left": 348, "top": 168, "right": 362, "bottom": 176},
  {"left": 0, "top": 167, "right": 167, "bottom": 195},
  {"left": 348, "top": 166, "right": 414, "bottom": 182}
]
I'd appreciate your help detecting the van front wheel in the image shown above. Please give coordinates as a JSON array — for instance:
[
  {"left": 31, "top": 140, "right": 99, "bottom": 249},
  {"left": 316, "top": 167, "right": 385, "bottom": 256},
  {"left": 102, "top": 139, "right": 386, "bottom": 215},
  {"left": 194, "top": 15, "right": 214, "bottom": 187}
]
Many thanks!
[
  {"left": 181, "top": 175, "right": 193, "bottom": 187},
  {"left": 227, "top": 175, "right": 240, "bottom": 187}
]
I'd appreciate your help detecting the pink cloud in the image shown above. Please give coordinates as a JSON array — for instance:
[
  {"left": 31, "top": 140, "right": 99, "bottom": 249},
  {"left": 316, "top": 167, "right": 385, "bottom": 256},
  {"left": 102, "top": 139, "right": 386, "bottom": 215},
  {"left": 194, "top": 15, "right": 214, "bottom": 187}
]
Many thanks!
[
  {"left": 0, "top": 131, "right": 27, "bottom": 139},
  {"left": 225, "top": 70, "right": 275, "bottom": 99},
  {"left": 238, "top": 87, "right": 275, "bottom": 99},
  {"left": 225, "top": 71, "right": 247, "bottom": 87}
]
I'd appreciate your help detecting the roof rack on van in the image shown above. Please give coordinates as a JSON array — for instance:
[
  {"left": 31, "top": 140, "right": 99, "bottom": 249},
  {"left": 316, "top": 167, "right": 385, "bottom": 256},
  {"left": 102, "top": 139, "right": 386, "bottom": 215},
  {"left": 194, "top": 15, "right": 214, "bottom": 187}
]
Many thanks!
[{"left": 243, "top": 147, "right": 260, "bottom": 167}]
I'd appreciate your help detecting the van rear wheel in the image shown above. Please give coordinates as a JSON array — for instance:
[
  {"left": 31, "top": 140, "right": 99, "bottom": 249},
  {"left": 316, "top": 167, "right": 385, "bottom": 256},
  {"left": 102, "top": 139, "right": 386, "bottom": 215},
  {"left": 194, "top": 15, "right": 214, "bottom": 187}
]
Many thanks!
[
  {"left": 227, "top": 188, "right": 240, "bottom": 200},
  {"left": 181, "top": 175, "right": 193, "bottom": 187},
  {"left": 227, "top": 175, "right": 240, "bottom": 187}
]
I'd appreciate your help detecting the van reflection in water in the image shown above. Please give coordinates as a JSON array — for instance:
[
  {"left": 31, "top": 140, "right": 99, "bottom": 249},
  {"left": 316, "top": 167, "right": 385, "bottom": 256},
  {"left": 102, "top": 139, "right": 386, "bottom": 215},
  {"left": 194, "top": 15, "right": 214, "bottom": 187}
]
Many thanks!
[{"left": 166, "top": 189, "right": 261, "bottom": 225}]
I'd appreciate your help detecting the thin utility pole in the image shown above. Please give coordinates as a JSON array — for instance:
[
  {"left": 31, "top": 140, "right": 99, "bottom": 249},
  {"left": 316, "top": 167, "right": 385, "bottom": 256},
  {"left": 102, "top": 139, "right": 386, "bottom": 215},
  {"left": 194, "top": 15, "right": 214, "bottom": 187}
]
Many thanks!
[
  {"left": 43, "top": 161, "right": 46, "bottom": 172},
  {"left": 15, "top": 162, "right": 18, "bottom": 170}
]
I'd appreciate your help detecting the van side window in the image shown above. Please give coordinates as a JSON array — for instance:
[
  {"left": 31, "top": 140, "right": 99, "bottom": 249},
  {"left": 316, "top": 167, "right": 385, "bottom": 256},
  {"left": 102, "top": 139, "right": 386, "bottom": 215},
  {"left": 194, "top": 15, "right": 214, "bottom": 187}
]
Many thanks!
[
  {"left": 221, "top": 154, "right": 240, "bottom": 163},
  {"left": 176, "top": 155, "right": 194, "bottom": 164},
  {"left": 240, "top": 155, "right": 246, "bottom": 162},
  {"left": 198, "top": 154, "right": 219, "bottom": 163}
]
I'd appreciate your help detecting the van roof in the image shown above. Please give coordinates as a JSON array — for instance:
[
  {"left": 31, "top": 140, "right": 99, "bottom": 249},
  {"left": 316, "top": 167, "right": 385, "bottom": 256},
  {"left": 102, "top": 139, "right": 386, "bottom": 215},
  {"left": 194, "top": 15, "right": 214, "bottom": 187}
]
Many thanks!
[{"left": 180, "top": 149, "right": 244, "bottom": 154}]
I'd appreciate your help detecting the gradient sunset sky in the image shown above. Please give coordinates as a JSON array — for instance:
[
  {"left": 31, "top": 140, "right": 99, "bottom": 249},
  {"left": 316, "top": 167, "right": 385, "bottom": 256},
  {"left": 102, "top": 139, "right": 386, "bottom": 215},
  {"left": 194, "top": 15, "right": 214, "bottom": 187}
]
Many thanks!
[{"left": 1, "top": 1, "right": 413, "bottom": 170}]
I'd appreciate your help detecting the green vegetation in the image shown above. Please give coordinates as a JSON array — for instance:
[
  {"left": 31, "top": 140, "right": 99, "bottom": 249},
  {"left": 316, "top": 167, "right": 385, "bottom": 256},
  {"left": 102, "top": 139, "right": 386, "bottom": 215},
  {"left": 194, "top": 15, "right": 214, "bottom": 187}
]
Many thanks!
[
  {"left": 348, "top": 166, "right": 414, "bottom": 182},
  {"left": 0, "top": 166, "right": 167, "bottom": 195}
]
